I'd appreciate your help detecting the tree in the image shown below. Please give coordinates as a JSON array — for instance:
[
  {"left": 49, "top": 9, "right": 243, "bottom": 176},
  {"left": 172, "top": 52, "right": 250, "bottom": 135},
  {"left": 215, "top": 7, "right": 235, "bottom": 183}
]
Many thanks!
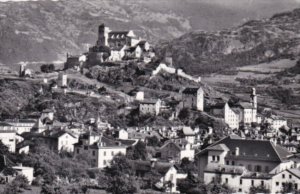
[
  {"left": 250, "top": 185, "right": 271, "bottom": 194},
  {"left": 178, "top": 108, "right": 190, "bottom": 121},
  {"left": 40, "top": 64, "right": 55, "bottom": 73},
  {"left": 126, "top": 141, "right": 147, "bottom": 160},
  {"left": 105, "top": 154, "right": 139, "bottom": 194},
  {"left": 180, "top": 158, "right": 196, "bottom": 173},
  {"left": 207, "top": 183, "right": 234, "bottom": 194},
  {"left": 146, "top": 136, "right": 161, "bottom": 147},
  {"left": 2, "top": 175, "right": 30, "bottom": 194}
]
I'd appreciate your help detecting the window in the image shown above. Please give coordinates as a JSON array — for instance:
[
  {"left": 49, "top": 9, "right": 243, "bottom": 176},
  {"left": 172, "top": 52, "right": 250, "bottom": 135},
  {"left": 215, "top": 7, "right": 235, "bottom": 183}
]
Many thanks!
[
  {"left": 112, "top": 151, "right": 114, "bottom": 156},
  {"left": 92, "top": 150, "right": 96, "bottom": 156},
  {"left": 84, "top": 146, "right": 88, "bottom": 150},
  {"left": 9, "top": 139, "right": 14, "bottom": 142},
  {"left": 217, "top": 156, "right": 220, "bottom": 161},
  {"left": 77, "top": 149, "right": 80, "bottom": 154},
  {"left": 282, "top": 174, "right": 285, "bottom": 179},
  {"left": 295, "top": 184, "right": 298, "bottom": 190},
  {"left": 104, "top": 151, "right": 106, "bottom": 156},
  {"left": 225, "top": 178, "right": 228, "bottom": 184},
  {"left": 265, "top": 166, "right": 269, "bottom": 172},
  {"left": 261, "top": 181, "right": 264, "bottom": 186},
  {"left": 276, "top": 182, "right": 279, "bottom": 186},
  {"left": 290, "top": 175, "right": 292, "bottom": 179},
  {"left": 238, "top": 189, "right": 242, "bottom": 192},
  {"left": 226, "top": 161, "right": 229, "bottom": 165},
  {"left": 212, "top": 155, "right": 216, "bottom": 161},
  {"left": 103, "top": 160, "right": 106, "bottom": 165},
  {"left": 255, "top": 165, "right": 262, "bottom": 172},
  {"left": 240, "top": 179, "right": 242, "bottom": 185},
  {"left": 232, "top": 161, "right": 235, "bottom": 165},
  {"left": 251, "top": 180, "right": 254, "bottom": 186}
]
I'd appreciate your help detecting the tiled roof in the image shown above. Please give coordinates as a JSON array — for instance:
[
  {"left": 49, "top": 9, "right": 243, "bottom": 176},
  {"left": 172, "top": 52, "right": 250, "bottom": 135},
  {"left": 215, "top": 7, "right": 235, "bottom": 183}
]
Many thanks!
[
  {"left": 108, "top": 31, "right": 129, "bottom": 36},
  {"left": 182, "top": 87, "right": 199, "bottom": 95},
  {"left": 206, "top": 144, "right": 229, "bottom": 152},
  {"left": 0, "top": 130, "right": 15, "bottom": 133},
  {"left": 5, "top": 119, "right": 36, "bottom": 124},
  {"left": 239, "top": 102, "right": 254, "bottom": 109},
  {"left": 287, "top": 168, "right": 300, "bottom": 179},
  {"left": 197, "top": 135, "right": 290, "bottom": 162},
  {"left": 182, "top": 126, "right": 195, "bottom": 136},
  {"left": 0, "top": 122, "right": 13, "bottom": 127},
  {"left": 76, "top": 135, "right": 127, "bottom": 149},
  {"left": 140, "top": 99, "right": 159, "bottom": 104},
  {"left": 133, "top": 161, "right": 173, "bottom": 175}
]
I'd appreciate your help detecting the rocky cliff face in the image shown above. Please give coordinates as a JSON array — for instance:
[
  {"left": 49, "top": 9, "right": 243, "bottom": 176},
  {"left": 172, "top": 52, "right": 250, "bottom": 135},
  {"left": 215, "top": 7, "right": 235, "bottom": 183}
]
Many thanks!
[{"left": 158, "top": 8, "right": 300, "bottom": 75}]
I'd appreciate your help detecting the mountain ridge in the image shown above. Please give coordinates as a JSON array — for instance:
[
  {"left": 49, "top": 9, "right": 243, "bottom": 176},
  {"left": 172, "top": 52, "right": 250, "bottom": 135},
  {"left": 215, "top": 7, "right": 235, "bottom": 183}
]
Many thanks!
[{"left": 157, "top": 8, "right": 300, "bottom": 75}]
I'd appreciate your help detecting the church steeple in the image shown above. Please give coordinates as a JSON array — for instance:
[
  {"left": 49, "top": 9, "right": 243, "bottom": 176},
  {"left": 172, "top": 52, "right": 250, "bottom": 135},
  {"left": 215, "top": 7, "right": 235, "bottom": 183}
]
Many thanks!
[{"left": 250, "top": 88, "right": 257, "bottom": 109}]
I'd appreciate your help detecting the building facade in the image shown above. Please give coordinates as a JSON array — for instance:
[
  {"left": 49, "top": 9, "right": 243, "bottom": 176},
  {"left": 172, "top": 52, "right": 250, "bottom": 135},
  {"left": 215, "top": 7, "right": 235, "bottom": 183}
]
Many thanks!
[{"left": 181, "top": 87, "right": 204, "bottom": 111}]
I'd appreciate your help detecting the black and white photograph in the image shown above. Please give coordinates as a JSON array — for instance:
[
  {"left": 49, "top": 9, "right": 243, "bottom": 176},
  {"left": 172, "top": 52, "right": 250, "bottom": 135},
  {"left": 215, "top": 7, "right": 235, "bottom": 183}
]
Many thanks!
[{"left": 0, "top": 0, "right": 300, "bottom": 193}]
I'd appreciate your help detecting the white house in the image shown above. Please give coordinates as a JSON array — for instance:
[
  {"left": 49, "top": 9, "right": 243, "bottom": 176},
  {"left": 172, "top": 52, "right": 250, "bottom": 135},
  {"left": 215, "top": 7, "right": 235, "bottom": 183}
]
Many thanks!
[
  {"left": 74, "top": 132, "right": 127, "bottom": 168},
  {"left": 224, "top": 103, "right": 240, "bottom": 129},
  {"left": 118, "top": 129, "right": 128, "bottom": 140},
  {"left": 139, "top": 99, "right": 161, "bottom": 116},
  {"left": 5, "top": 119, "right": 36, "bottom": 134},
  {"left": 0, "top": 130, "right": 16, "bottom": 152}
]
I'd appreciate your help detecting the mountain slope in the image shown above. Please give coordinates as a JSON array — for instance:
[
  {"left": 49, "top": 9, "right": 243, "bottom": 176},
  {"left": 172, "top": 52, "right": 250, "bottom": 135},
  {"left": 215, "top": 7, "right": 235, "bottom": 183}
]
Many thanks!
[
  {"left": 0, "top": 0, "right": 299, "bottom": 66},
  {"left": 158, "top": 8, "right": 300, "bottom": 75},
  {"left": 0, "top": 0, "right": 192, "bottom": 65}
]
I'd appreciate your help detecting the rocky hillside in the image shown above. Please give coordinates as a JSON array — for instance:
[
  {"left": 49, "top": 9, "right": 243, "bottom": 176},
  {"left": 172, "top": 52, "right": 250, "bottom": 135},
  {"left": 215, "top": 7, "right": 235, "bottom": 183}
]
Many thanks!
[
  {"left": 0, "top": 0, "right": 298, "bottom": 66},
  {"left": 158, "top": 8, "right": 300, "bottom": 75}
]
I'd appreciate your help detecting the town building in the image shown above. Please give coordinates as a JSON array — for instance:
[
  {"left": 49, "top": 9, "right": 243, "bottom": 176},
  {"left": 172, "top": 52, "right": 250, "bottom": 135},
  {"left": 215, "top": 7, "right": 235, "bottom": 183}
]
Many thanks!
[
  {"left": 160, "top": 139, "right": 195, "bottom": 162},
  {"left": 0, "top": 155, "right": 34, "bottom": 184},
  {"left": 74, "top": 132, "right": 127, "bottom": 168},
  {"left": 181, "top": 87, "right": 204, "bottom": 111},
  {"left": 0, "top": 130, "right": 16, "bottom": 152},
  {"left": 196, "top": 135, "right": 291, "bottom": 181},
  {"left": 139, "top": 99, "right": 161, "bottom": 116},
  {"left": 64, "top": 54, "right": 81, "bottom": 70},
  {"left": 209, "top": 88, "right": 258, "bottom": 129},
  {"left": 58, "top": 72, "right": 67, "bottom": 88},
  {"left": 21, "top": 130, "right": 78, "bottom": 152},
  {"left": 5, "top": 119, "right": 36, "bottom": 134},
  {"left": 0, "top": 122, "right": 15, "bottom": 131},
  {"left": 196, "top": 135, "right": 297, "bottom": 193},
  {"left": 134, "top": 160, "right": 187, "bottom": 193}
]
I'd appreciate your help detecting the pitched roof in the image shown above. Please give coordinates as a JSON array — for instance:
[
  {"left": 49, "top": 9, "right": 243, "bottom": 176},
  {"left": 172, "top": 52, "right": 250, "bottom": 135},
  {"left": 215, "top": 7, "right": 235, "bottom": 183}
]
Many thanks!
[
  {"left": 0, "top": 122, "right": 13, "bottom": 127},
  {"left": 197, "top": 135, "right": 291, "bottom": 162},
  {"left": 287, "top": 168, "right": 300, "bottom": 179},
  {"left": 133, "top": 161, "right": 173, "bottom": 175},
  {"left": 206, "top": 144, "right": 229, "bottom": 152},
  {"left": 182, "top": 87, "right": 199, "bottom": 95},
  {"left": 182, "top": 127, "right": 195, "bottom": 136},
  {"left": 239, "top": 102, "right": 254, "bottom": 109}
]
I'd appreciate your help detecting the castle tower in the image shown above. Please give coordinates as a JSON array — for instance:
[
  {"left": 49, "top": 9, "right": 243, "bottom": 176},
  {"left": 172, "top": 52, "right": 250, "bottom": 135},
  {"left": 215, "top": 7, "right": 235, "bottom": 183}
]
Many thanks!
[
  {"left": 197, "top": 87, "right": 204, "bottom": 111},
  {"left": 97, "top": 24, "right": 110, "bottom": 47}
]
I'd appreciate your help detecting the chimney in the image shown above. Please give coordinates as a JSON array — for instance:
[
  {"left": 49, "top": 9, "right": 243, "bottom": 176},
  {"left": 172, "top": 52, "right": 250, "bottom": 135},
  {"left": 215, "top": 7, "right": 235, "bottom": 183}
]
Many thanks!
[{"left": 235, "top": 147, "right": 240, "bottom": 156}]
